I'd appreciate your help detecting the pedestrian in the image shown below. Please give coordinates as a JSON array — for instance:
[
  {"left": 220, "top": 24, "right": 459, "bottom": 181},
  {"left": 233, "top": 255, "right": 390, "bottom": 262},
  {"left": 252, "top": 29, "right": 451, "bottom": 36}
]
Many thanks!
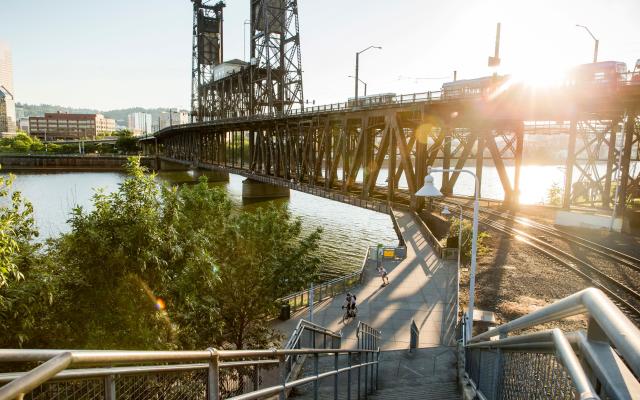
[{"left": 377, "top": 265, "right": 389, "bottom": 286}]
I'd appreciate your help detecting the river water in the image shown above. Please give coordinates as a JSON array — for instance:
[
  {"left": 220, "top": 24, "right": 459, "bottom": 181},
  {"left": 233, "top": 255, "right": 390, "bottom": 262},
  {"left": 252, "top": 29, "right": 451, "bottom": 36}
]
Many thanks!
[
  {"left": 4, "top": 171, "right": 398, "bottom": 279},
  {"left": 6, "top": 162, "right": 635, "bottom": 278}
]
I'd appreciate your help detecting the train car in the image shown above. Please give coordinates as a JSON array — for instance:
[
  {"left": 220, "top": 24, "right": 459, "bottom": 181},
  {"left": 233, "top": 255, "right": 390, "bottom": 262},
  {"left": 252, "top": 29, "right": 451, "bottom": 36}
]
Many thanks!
[
  {"left": 347, "top": 93, "right": 396, "bottom": 107},
  {"left": 567, "top": 61, "right": 627, "bottom": 90},
  {"left": 441, "top": 75, "right": 508, "bottom": 100}
]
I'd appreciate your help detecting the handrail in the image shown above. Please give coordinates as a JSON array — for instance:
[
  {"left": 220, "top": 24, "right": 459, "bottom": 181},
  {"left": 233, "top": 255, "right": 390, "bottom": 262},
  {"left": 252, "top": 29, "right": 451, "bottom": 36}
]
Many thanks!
[
  {"left": 276, "top": 246, "right": 371, "bottom": 312},
  {"left": 468, "top": 329, "right": 597, "bottom": 399},
  {"left": 468, "top": 288, "right": 640, "bottom": 377},
  {"left": 0, "top": 347, "right": 381, "bottom": 400}
]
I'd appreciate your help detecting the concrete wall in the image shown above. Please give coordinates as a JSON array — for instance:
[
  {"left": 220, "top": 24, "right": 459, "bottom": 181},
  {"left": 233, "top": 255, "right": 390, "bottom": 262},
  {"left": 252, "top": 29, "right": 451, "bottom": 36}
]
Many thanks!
[{"left": 0, "top": 154, "right": 155, "bottom": 171}]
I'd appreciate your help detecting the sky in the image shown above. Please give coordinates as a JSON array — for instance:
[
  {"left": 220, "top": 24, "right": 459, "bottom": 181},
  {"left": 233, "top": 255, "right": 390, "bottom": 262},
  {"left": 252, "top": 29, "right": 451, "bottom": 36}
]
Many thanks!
[{"left": 1, "top": 0, "right": 639, "bottom": 111}]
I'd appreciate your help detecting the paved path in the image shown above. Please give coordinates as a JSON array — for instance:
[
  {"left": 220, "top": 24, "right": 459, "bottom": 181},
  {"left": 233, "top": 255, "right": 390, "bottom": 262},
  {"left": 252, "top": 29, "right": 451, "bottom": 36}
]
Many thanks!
[{"left": 274, "top": 208, "right": 458, "bottom": 351}]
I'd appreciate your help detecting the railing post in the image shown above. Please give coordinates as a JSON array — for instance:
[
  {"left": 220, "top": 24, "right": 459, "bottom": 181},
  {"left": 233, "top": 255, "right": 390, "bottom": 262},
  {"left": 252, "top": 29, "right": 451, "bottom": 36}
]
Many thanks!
[
  {"left": 104, "top": 374, "right": 116, "bottom": 400},
  {"left": 279, "top": 354, "right": 287, "bottom": 400},
  {"left": 375, "top": 350, "right": 380, "bottom": 390},
  {"left": 314, "top": 353, "right": 319, "bottom": 400},
  {"left": 347, "top": 351, "right": 352, "bottom": 400},
  {"left": 254, "top": 365, "right": 260, "bottom": 391},
  {"left": 334, "top": 352, "right": 339, "bottom": 400},
  {"left": 358, "top": 350, "right": 362, "bottom": 400},
  {"left": 364, "top": 350, "right": 369, "bottom": 398},
  {"left": 207, "top": 348, "right": 220, "bottom": 400}
]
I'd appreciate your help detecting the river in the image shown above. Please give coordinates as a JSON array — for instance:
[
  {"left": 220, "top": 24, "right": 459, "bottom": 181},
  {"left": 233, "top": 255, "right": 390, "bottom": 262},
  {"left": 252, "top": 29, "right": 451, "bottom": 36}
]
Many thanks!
[
  {"left": 3, "top": 170, "right": 398, "bottom": 279},
  {"left": 5, "top": 162, "right": 634, "bottom": 279}
]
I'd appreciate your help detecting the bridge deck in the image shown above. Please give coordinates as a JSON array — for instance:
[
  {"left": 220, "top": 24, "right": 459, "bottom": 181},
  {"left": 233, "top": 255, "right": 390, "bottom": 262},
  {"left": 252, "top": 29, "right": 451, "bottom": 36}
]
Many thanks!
[{"left": 274, "top": 208, "right": 458, "bottom": 350}]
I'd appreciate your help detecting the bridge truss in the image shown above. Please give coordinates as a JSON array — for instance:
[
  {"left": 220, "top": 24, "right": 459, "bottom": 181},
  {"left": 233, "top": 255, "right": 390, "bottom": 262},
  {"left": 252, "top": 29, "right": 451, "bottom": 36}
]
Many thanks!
[{"left": 146, "top": 86, "right": 640, "bottom": 217}]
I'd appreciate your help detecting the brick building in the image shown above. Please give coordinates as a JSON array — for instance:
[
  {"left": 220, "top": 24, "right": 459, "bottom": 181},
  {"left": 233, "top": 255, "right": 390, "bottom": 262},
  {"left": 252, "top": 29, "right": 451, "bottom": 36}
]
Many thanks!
[{"left": 29, "top": 112, "right": 116, "bottom": 140}]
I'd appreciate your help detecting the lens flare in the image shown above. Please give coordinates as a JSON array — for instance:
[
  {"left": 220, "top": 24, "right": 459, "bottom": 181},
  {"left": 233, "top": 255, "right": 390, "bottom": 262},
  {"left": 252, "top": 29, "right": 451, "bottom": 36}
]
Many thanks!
[{"left": 155, "top": 297, "right": 166, "bottom": 311}]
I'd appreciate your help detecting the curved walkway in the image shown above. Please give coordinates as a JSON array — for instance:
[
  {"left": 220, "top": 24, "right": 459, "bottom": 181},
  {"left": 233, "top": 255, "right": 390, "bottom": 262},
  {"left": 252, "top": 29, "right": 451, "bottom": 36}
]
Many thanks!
[{"left": 274, "top": 209, "right": 458, "bottom": 350}]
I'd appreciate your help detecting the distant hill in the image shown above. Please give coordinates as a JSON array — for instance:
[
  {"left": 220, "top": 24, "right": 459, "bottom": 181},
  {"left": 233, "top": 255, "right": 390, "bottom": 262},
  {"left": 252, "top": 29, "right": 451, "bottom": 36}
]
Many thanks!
[{"left": 16, "top": 103, "right": 188, "bottom": 126}]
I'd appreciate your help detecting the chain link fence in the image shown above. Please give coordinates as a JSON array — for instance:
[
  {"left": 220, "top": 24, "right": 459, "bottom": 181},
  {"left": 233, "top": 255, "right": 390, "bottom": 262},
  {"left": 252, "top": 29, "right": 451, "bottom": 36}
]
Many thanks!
[{"left": 466, "top": 348, "right": 575, "bottom": 400}]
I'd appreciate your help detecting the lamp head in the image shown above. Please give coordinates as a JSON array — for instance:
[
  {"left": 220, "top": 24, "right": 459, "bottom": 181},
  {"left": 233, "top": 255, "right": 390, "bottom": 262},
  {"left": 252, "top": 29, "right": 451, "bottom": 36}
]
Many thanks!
[{"left": 415, "top": 174, "right": 443, "bottom": 197}]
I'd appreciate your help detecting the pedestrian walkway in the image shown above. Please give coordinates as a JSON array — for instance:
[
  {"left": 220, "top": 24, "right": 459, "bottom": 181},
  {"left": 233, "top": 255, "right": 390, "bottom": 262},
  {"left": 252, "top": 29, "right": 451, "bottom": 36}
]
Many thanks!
[{"left": 273, "top": 208, "right": 458, "bottom": 351}]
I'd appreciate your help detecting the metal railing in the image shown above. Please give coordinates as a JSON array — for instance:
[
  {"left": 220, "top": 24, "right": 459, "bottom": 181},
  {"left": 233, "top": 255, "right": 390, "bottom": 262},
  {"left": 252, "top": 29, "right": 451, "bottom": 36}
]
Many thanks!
[
  {"left": 355, "top": 322, "right": 382, "bottom": 397},
  {"left": 277, "top": 247, "right": 371, "bottom": 314},
  {"left": 0, "top": 321, "right": 382, "bottom": 400},
  {"left": 463, "top": 288, "right": 640, "bottom": 400}
]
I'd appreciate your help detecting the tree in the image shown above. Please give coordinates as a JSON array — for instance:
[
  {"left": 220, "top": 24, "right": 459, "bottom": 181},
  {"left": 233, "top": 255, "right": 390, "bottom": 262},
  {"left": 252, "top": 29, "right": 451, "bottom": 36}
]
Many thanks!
[
  {"left": 115, "top": 135, "right": 139, "bottom": 154},
  {"left": 448, "top": 218, "right": 489, "bottom": 265},
  {"left": 0, "top": 158, "right": 322, "bottom": 350},
  {"left": 212, "top": 205, "right": 322, "bottom": 348}
]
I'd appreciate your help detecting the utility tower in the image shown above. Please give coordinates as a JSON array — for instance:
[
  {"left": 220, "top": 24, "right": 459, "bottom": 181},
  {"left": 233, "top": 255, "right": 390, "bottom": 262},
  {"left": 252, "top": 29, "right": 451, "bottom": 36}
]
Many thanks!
[
  {"left": 191, "top": 0, "right": 225, "bottom": 122},
  {"left": 250, "top": 0, "right": 304, "bottom": 115}
]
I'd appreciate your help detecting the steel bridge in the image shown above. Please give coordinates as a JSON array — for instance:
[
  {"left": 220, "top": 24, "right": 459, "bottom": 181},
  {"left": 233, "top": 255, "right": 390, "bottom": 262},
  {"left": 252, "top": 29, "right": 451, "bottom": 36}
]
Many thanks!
[
  {"left": 140, "top": 0, "right": 640, "bottom": 224},
  {"left": 143, "top": 81, "right": 640, "bottom": 218}
]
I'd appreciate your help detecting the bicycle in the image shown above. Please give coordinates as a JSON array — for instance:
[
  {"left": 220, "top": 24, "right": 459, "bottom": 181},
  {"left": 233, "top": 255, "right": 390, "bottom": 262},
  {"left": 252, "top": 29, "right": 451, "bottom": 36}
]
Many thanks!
[{"left": 341, "top": 305, "right": 357, "bottom": 324}]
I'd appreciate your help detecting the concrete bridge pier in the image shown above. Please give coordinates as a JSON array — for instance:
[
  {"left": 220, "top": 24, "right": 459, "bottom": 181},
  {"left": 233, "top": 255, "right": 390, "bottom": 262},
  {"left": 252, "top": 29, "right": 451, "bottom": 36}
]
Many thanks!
[{"left": 242, "top": 179, "right": 290, "bottom": 199}]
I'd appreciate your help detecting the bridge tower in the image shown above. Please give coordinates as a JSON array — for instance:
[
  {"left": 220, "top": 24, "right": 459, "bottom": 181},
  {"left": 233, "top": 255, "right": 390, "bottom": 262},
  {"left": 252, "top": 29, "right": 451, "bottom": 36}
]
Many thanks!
[
  {"left": 190, "top": 0, "right": 225, "bottom": 122},
  {"left": 250, "top": 0, "right": 304, "bottom": 115}
]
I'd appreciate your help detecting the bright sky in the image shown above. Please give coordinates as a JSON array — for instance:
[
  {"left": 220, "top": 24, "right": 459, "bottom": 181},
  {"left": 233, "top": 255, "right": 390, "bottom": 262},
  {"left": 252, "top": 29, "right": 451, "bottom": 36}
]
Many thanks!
[{"left": 1, "top": 0, "right": 639, "bottom": 110}]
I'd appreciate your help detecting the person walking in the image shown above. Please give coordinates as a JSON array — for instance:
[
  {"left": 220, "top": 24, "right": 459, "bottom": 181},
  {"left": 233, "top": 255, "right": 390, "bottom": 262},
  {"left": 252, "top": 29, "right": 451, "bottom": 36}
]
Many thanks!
[{"left": 377, "top": 265, "right": 389, "bottom": 286}]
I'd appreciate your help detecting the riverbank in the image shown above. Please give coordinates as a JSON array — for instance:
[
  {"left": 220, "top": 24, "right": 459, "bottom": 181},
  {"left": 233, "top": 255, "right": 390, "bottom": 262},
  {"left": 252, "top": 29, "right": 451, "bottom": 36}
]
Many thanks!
[{"left": 0, "top": 154, "right": 154, "bottom": 171}]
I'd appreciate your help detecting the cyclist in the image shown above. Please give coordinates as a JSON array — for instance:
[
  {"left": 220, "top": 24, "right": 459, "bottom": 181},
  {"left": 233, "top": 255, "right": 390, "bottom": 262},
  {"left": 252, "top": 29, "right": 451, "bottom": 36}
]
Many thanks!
[{"left": 342, "top": 292, "right": 357, "bottom": 317}]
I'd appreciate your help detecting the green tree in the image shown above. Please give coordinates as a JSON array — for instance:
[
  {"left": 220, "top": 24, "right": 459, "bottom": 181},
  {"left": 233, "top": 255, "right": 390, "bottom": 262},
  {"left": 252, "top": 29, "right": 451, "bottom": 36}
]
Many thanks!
[
  {"left": 0, "top": 158, "right": 322, "bottom": 350},
  {"left": 448, "top": 218, "right": 489, "bottom": 265},
  {"left": 547, "top": 182, "right": 563, "bottom": 206}
]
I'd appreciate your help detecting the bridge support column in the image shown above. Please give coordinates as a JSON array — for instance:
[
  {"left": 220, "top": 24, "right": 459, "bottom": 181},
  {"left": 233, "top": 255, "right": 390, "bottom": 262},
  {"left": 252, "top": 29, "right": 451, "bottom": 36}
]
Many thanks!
[
  {"left": 475, "top": 133, "right": 485, "bottom": 199},
  {"left": 242, "top": 179, "right": 290, "bottom": 199},
  {"left": 563, "top": 119, "right": 578, "bottom": 209}
]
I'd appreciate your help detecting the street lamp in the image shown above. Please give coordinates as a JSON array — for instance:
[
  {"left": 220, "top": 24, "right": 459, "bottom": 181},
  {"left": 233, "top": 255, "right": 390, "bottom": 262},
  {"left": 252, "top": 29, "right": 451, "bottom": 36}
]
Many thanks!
[
  {"left": 243, "top": 20, "right": 251, "bottom": 61},
  {"left": 442, "top": 204, "right": 463, "bottom": 327},
  {"left": 576, "top": 24, "right": 599, "bottom": 63},
  {"left": 348, "top": 75, "right": 367, "bottom": 96},
  {"left": 416, "top": 167, "right": 480, "bottom": 342},
  {"left": 355, "top": 45, "right": 381, "bottom": 105}
]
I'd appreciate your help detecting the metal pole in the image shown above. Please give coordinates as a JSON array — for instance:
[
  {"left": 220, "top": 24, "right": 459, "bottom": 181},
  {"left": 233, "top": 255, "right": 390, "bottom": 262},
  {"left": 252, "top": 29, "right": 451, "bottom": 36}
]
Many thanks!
[
  {"left": 594, "top": 39, "right": 599, "bottom": 63},
  {"left": 309, "top": 282, "right": 314, "bottom": 322},
  {"left": 363, "top": 82, "right": 367, "bottom": 97},
  {"left": 207, "top": 349, "right": 219, "bottom": 400},
  {"left": 355, "top": 52, "right": 359, "bottom": 106},
  {"left": 313, "top": 353, "right": 319, "bottom": 400},
  {"left": 334, "top": 352, "right": 339, "bottom": 400}
]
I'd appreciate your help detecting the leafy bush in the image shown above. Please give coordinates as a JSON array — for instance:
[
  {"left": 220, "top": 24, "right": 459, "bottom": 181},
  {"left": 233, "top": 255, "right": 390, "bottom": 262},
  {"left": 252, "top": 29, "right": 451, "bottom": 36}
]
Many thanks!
[
  {"left": 448, "top": 217, "right": 490, "bottom": 265},
  {"left": 0, "top": 158, "right": 322, "bottom": 350}
]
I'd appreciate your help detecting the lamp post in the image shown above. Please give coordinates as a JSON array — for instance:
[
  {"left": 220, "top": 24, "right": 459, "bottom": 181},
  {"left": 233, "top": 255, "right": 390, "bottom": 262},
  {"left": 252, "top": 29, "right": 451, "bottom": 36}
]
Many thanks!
[
  {"left": 243, "top": 20, "right": 250, "bottom": 61},
  {"left": 576, "top": 24, "right": 599, "bottom": 63},
  {"left": 348, "top": 75, "right": 367, "bottom": 96},
  {"left": 442, "top": 204, "right": 463, "bottom": 327},
  {"left": 355, "top": 46, "right": 381, "bottom": 105},
  {"left": 416, "top": 167, "right": 480, "bottom": 342}
]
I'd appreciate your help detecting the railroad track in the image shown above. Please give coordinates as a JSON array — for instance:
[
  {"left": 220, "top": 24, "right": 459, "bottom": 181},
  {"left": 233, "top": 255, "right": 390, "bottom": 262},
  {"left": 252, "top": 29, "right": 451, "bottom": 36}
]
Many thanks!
[{"left": 436, "top": 200, "right": 640, "bottom": 323}]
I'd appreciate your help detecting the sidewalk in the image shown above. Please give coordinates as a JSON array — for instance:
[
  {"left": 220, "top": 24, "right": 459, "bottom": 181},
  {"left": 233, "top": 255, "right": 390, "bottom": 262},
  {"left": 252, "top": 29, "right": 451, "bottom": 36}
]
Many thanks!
[{"left": 273, "top": 209, "right": 458, "bottom": 350}]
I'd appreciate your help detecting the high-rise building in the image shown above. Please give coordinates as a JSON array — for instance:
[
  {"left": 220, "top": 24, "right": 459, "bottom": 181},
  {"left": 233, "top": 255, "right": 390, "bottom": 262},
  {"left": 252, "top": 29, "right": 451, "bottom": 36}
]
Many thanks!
[
  {"left": 0, "top": 41, "right": 13, "bottom": 95},
  {"left": 0, "top": 86, "right": 16, "bottom": 136},
  {"left": 159, "top": 110, "right": 189, "bottom": 130},
  {"left": 0, "top": 41, "right": 16, "bottom": 136},
  {"left": 127, "top": 112, "right": 152, "bottom": 136},
  {"left": 30, "top": 112, "right": 116, "bottom": 140}
]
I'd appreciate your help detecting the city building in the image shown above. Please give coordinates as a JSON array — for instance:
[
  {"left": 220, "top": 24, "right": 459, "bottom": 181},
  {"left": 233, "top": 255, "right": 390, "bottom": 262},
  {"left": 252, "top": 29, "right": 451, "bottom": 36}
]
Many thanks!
[
  {"left": 18, "top": 117, "right": 29, "bottom": 133},
  {"left": 0, "top": 41, "right": 16, "bottom": 137},
  {"left": 29, "top": 112, "right": 116, "bottom": 140},
  {"left": 0, "top": 86, "right": 16, "bottom": 136},
  {"left": 159, "top": 110, "right": 189, "bottom": 130},
  {"left": 0, "top": 40, "right": 13, "bottom": 95},
  {"left": 127, "top": 112, "right": 152, "bottom": 136}
]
